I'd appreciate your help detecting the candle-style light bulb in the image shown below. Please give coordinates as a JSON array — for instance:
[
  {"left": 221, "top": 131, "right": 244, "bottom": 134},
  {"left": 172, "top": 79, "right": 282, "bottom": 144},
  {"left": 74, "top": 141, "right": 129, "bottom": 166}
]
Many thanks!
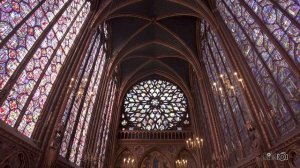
[
  {"left": 230, "top": 86, "right": 236, "bottom": 95},
  {"left": 238, "top": 78, "right": 245, "bottom": 88},
  {"left": 213, "top": 82, "right": 217, "bottom": 92}
]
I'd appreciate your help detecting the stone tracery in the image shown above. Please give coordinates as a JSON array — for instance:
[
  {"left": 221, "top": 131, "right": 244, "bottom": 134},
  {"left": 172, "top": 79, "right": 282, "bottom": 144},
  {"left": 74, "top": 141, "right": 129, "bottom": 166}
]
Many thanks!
[{"left": 122, "top": 79, "right": 189, "bottom": 131}]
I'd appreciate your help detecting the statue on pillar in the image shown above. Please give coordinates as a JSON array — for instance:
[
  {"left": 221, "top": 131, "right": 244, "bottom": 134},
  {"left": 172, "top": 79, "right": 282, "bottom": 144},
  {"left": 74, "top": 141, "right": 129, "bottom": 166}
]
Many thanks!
[
  {"left": 44, "top": 123, "right": 64, "bottom": 168},
  {"left": 247, "top": 121, "right": 268, "bottom": 168}
]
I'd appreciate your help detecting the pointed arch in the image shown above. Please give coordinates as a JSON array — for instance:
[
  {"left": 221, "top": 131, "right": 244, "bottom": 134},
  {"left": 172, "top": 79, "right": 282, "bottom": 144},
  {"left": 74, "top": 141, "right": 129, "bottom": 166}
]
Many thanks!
[
  {"left": 114, "top": 147, "right": 136, "bottom": 168},
  {"left": 176, "top": 149, "right": 197, "bottom": 168},
  {"left": 138, "top": 149, "right": 172, "bottom": 168}
]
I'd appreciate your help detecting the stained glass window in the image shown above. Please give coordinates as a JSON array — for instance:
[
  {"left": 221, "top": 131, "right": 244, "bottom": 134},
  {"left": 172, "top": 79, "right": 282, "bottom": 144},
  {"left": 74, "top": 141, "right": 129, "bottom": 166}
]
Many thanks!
[
  {"left": 200, "top": 21, "right": 252, "bottom": 162},
  {"left": 122, "top": 79, "right": 189, "bottom": 131},
  {"left": 217, "top": 0, "right": 300, "bottom": 135},
  {"left": 1, "top": 0, "right": 69, "bottom": 89},
  {"left": 59, "top": 25, "right": 108, "bottom": 166},
  {"left": 243, "top": 0, "right": 300, "bottom": 65},
  {"left": 96, "top": 78, "right": 117, "bottom": 167},
  {"left": 0, "top": 0, "right": 90, "bottom": 137}
]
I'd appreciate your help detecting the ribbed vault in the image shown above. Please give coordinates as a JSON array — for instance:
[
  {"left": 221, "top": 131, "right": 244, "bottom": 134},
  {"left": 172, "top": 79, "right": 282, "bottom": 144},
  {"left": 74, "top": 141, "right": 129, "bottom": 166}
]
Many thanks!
[
  {"left": 104, "top": 0, "right": 202, "bottom": 90},
  {"left": 1, "top": 0, "right": 300, "bottom": 167}
]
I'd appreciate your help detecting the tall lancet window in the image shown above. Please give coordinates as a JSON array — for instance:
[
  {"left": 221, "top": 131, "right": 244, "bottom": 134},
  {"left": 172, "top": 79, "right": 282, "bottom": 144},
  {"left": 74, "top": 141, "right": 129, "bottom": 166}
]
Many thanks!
[
  {"left": 96, "top": 77, "right": 117, "bottom": 167},
  {"left": 201, "top": 21, "right": 252, "bottom": 162},
  {"left": 122, "top": 79, "right": 189, "bottom": 131},
  {"left": 59, "top": 25, "right": 108, "bottom": 165},
  {"left": 0, "top": 0, "right": 90, "bottom": 137},
  {"left": 217, "top": 0, "right": 300, "bottom": 135}
]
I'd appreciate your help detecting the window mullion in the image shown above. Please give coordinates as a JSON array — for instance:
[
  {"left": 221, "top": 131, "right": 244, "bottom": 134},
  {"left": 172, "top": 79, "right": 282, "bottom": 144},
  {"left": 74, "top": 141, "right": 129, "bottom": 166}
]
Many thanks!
[
  {"left": 221, "top": 0, "right": 298, "bottom": 128},
  {"left": 83, "top": 59, "right": 109, "bottom": 159},
  {"left": 74, "top": 96, "right": 92, "bottom": 164},
  {"left": 65, "top": 34, "right": 101, "bottom": 160},
  {"left": 203, "top": 47, "right": 238, "bottom": 163},
  {"left": 59, "top": 32, "right": 99, "bottom": 158},
  {"left": 0, "top": 0, "right": 72, "bottom": 105},
  {"left": 72, "top": 37, "right": 105, "bottom": 164},
  {"left": 268, "top": 0, "right": 300, "bottom": 27},
  {"left": 99, "top": 83, "right": 116, "bottom": 166},
  {"left": 0, "top": 0, "right": 46, "bottom": 47},
  {"left": 237, "top": 0, "right": 300, "bottom": 77},
  {"left": 13, "top": 2, "right": 86, "bottom": 130},
  {"left": 32, "top": 9, "right": 93, "bottom": 141},
  {"left": 96, "top": 81, "right": 113, "bottom": 160},
  {"left": 208, "top": 30, "right": 249, "bottom": 127},
  {"left": 206, "top": 37, "right": 245, "bottom": 157}
]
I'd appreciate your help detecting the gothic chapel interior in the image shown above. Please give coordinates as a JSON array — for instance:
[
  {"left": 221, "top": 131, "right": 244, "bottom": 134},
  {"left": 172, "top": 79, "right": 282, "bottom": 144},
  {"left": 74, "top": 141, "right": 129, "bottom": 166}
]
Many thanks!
[{"left": 1, "top": 0, "right": 300, "bottom": 168}]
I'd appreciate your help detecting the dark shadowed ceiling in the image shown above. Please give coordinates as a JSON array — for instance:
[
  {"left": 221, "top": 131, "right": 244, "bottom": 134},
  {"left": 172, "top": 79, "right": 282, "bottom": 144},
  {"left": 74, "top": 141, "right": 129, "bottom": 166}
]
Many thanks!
[{"left": 106, "top": 0, "right": 200, "bottom": 88}]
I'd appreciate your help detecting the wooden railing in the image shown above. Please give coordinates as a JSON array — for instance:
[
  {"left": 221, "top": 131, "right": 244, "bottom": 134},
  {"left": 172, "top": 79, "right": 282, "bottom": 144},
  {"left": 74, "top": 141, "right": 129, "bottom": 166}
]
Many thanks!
[{"left": 118, "top": 130, "right": 193, "bottom": 140}]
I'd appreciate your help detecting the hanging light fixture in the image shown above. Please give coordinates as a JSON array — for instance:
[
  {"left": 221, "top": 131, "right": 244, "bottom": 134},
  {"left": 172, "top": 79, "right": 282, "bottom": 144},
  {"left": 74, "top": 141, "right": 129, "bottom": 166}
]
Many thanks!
[
  {"left": 186, "top": 137, "right": 204, "bottom": 150},
  {"left": 175, "top": 159, "right": 187, "bottom": 168},
  {"left": 68, "top": 76, "right": 89, "bottom": 97},
  {"left": 77, "top": 78, "right": 88, "bottom": 96},
  {"left": 123, "top": 156, "right": 135, "bottom": 168},
  {"left": 211, "top": 72, "right": 245, "bottom": 97}
]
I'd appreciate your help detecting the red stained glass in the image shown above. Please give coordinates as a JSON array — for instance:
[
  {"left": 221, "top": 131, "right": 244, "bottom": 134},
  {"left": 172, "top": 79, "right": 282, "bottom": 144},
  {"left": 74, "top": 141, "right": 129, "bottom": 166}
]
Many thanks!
[
  {"left": 0, "top": 1, "right": 90, "bottom": 138},
  {"left": 59, "top": 26, "right": 108, "bottom": 166}
]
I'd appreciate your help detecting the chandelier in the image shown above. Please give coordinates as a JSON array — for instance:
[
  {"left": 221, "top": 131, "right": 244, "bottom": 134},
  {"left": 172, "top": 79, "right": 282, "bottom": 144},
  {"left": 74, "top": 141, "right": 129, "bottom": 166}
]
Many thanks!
[
  {"left": 123, "top": 157, "right": 135, "bottom": 168},
  {"left": 212, "top": 72, "right": 245, "bottom": 97},
  {"left": 175, "top": 159, "right": 187, "bottom": 168},
  {"left": 186, "top": 137, "right": 204, "bottom": 150},
  {"left": 68, "top": 77, "right": 91, "bottom": 97}
]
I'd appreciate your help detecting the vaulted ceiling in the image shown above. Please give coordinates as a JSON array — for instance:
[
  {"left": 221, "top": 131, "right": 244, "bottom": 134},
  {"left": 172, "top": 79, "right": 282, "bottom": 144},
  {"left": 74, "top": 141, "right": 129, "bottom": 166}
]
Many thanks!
[{"left": 104, "top": 0, "right": 206, "bottom": 90}]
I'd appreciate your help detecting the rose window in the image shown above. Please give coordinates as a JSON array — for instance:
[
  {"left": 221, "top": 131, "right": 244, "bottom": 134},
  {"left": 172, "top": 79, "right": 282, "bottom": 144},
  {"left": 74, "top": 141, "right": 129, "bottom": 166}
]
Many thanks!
[{"left": 122, "top": 79, "right": 189, "bottom": 130}]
